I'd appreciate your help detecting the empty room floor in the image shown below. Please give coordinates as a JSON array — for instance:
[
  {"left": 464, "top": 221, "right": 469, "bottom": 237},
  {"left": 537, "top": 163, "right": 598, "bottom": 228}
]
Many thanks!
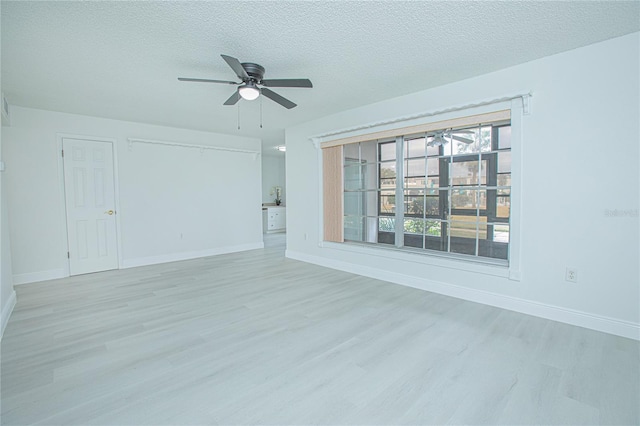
[{"left": 1, "top": 239, "right": 638, "bottom": 425}]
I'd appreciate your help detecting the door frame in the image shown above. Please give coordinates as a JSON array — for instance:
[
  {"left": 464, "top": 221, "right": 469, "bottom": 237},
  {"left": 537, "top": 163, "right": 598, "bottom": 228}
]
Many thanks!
[{"left": 56, "top": 133, "right": 123, "bottom": 277}]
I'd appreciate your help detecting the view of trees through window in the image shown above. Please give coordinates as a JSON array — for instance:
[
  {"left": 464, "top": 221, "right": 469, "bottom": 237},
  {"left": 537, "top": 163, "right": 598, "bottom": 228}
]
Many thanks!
[{"left": 343, "top": 121, "right": 511, "bottom": 262}]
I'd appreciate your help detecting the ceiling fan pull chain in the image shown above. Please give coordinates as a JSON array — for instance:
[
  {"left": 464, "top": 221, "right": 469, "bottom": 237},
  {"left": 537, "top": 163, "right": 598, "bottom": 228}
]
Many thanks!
[
  {"left": 237, "top": 102, "right": 241, "bottom": 130},
  {"left": 260, "top": 95, "right": 263, "bottom": 129}
]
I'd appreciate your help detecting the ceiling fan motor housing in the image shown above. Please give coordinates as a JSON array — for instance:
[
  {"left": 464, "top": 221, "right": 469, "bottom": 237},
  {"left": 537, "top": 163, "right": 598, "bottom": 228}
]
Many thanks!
[{"left": 241, "top": 63, "right": 265, "bottom": 82}]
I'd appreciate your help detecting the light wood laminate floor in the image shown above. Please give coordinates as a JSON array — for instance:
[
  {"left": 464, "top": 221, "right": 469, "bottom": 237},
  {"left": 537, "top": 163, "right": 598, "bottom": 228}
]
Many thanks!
[{"left": 1, "top": 236, "right": 638, "bottom": 425}]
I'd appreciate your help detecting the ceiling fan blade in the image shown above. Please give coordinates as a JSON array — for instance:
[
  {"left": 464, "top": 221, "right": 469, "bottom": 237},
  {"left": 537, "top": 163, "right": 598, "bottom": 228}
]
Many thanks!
[
  {"left": 261, "top": 79, "right": 313, "bottom": 88},
  {"left": 451, "top": 135, "right": 474, "bottom": 144},
  {"left": 221, "top": 54, "right": 249, "bottom": 80},
  {"left": 223, "top": 91, "right": 241, "bottom": 106},
  {"left": 178, "top": 77, "right": 238, "bottom": 85},
  {"left": 261, "top": 88, "right": 297, "bottom": 109}
]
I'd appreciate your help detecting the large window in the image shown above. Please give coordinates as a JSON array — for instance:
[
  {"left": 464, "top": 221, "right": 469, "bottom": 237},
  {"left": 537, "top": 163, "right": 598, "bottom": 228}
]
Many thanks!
[{"left": 341, "top": 119, "right": 511, "bottom": 263}]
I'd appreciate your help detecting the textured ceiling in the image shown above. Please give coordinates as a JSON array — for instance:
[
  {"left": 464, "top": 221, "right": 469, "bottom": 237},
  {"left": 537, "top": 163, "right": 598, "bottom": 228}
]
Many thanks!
[{"left": 2, "top": 1, "right": 639, "bottom": 155}]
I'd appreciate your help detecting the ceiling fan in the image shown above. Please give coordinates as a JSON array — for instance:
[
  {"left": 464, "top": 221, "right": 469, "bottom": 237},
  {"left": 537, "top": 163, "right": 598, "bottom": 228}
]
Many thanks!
[
  {"left": 178, "top": 54, "right": 312, "bottom": 109},
  {"left": 427, "top": 129, "right": 475, "bottom": 147}
]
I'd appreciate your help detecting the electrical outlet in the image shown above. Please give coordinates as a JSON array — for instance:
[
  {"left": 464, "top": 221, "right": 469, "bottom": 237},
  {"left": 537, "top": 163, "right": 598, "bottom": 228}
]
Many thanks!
[{"left": 565, "top": 268, "right": 578, "bottom": 283}]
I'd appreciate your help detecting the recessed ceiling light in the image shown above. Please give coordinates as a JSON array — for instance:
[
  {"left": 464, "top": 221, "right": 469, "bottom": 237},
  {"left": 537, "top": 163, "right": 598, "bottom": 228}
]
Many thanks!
[{"left": 276, "top": 145, "right": 286, "bottom": 152}]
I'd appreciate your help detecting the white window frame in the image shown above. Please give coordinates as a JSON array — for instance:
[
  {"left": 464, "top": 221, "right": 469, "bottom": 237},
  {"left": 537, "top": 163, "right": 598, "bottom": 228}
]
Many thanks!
[{"left": 313, "top": 95, "right": 529, "bottom": 281}]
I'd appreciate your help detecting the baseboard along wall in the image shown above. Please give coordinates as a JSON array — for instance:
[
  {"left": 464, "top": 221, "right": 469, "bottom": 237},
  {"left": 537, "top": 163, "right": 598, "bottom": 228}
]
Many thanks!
[{"left": 285, "top": 249, "right": 640, "bottom": 341}]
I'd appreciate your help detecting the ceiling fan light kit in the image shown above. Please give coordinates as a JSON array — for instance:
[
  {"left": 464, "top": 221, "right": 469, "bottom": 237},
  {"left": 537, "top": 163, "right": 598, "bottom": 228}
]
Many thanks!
[
  {"left": 238, "top": 82, "right": 260, "bottom": 100},
  {"left": 179, "top": 54, "right": 312, "bottom": 109}
]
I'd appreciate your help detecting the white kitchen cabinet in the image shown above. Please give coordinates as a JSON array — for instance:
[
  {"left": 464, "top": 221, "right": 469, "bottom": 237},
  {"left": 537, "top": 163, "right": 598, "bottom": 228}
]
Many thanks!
[{"left": 262, "top": 206, "right": 286, "bottom": 233}]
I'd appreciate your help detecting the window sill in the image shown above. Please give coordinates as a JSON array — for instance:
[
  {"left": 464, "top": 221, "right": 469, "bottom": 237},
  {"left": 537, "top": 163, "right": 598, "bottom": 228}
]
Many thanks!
[{"left": 320, "top": 240, "right": 512, "bottom": 279}]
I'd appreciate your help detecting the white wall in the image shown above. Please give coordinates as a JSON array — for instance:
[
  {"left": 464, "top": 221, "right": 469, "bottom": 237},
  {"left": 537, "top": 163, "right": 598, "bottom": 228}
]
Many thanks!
[
  {"left": 2, "top": 106, "right": 263, "bottom": 283},
  {"left": 261, "top": 154, "right": 286, "bottom": 205},
  {"left": 285, "top": 33, "right": 640, "bottom": 339},
  {"left": 1, "top": 0, "right": 17, "bottom": 338}
]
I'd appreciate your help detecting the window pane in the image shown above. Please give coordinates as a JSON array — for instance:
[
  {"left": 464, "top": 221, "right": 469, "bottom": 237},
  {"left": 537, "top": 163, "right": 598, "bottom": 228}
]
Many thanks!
[
  {"left": 496, "top": 196, "right": 510, "bottom": 218},
  {"left": 479, "top": 126, "right": 492, "bottom": 152},
  {"left": 344, "top": 164, "right": 363, "bottom": 190},
  {"left": 405, "top": 177, "right": 425, "bottom": 189},
  {"left": 361, "top": 142, "right": 378, "bottom": 163},
  {"left": 498, "top": 152, "right": 511, "bottom": 173},
  {"left": 451, "top": 129, "right": 478, "bottom": 155},
  {"left": 406, "top": 137, "right": 425, "bottom": 158},
  {"left": 451, "top": 160, "right": 486, "bottom": 186},
  {"left": 427, "top": 176, "right": 439, "bottom": 189},
  {"left": 405, "top": 195, "right": 425, "bottom": 216},
  {"left": 425, "top": 220, "right": 442, "bottom": 237},
  {"left": 345, "top": 163, "right": 378, "bottom": 190},
  {"left": 449, "top": 220, "right": 477, "bottom": 239},
  {"left": 344, "top": 192, "right": 364, "bottom": 216},
  {"left": 344, "top": 143, "right": 359, "bottom": 161},
  {"left": 493, "top": 224, "right": 510, "bottom": 243},
  {"left": 404, "top": 218, "right": 425, "bottom": 235},
  {"left": 497, "top": 174, "right": 511, "bottom": 188},
  {"left": 365, "top": 217, "right": 379, "bottom": 243},
  {"left": 449, "top": 226, "right": 476, "bottom": 255},
  {"left": 426, "top": 196, "right": 440, "bottom": 216},
  {"left": 379, "top": 142, "right": 396, "bottom": 161},
  {"left": 344, "top": 216, "right": 364, "bottom": 242},
  {"left": 451, "top": 189, "right": 486, "bottom": 210},
  {"left": 344, "top": 190, "right": 377, "bottom": 216},
  {"left": 378, "top": 217, "right": 395, "bottom": 245},
  {"left": 380, "top": 178, "right": 396, "bottom": 189},
  {"left": 378, "top": 217, "right": 395, "bottom": 232},
  {"left": 405, "top": 158, "right": 425, "bottom": 177},
  {"left": 442, "top": 141, "right": 452, "bottom": 156},
  {"left": 427, "top": 158, "right": 439, "bottom": 176},
  {"left": 380, "top": 190, "right": 396, "bottom": 214},
  {"left": 427, "top": 145, "right": 440, "bottom": 157},
  {"left": 498, "top": 126, "right": 511, "bottom": 149},
  {"left": 379, "top": 161, "right": 396, "bottom": 179}
]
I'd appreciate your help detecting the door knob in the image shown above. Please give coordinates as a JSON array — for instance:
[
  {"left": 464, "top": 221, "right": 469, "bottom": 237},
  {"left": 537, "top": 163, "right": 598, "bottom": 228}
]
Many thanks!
[{"left": 105, "top": 210, "right": 114, "bottom": 215}]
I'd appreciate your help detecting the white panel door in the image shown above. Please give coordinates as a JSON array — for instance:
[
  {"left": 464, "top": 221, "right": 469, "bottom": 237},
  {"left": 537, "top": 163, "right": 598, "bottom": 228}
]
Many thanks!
[{"left": 63, "top": 138, "right": 118, "bottom": 275}]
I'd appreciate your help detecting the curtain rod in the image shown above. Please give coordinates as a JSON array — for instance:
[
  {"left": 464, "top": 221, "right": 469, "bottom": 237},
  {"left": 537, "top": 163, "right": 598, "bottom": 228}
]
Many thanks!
[
  {"left": 310, "top": 92, "right": 532, "bottom": 146},
  {"left": 127, "top": 137, "right": 260, "bottom": 158}
]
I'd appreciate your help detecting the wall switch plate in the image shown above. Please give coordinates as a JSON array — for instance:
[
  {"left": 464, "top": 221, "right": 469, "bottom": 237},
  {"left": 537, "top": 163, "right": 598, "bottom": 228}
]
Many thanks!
[
  {"left": 0, "top": 161, "right": 5, "bottom": 172},
  {"left": 565, "top": 268, "right": 578, "bottom": 283}
]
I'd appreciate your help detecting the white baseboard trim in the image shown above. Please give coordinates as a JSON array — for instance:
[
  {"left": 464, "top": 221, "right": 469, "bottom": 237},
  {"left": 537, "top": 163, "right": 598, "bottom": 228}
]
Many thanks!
[
  {"left": 1, "top": 289, "right": 16, "bottom": 339},
  {"left": 13, "top": 269, "right": 66, "bottom": 285},
  {"left": 122, "top": 242, "right": 265, "bottom": 269},
  {"left": 285, "top": 250, "right": 640, "bottom": 341}
]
